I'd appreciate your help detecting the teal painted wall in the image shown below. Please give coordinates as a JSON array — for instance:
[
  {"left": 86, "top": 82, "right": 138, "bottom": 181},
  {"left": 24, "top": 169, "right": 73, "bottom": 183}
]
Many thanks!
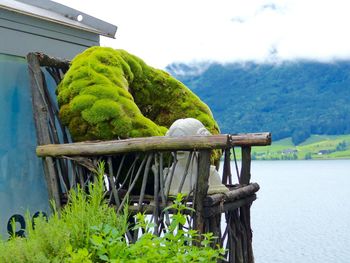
[
  {"left": 0, "top": 8, "right": 99, "bottom": 59},
  {"left": 0, "top": 54, "right": 50, "bottom": 238},
  {"left": 0, "top": 7, "right": 102, "bottom": 238}
]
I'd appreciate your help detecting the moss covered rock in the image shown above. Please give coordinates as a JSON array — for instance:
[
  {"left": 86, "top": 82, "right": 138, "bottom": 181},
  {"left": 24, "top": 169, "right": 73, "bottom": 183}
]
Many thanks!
[{"left": 57, "top": 47, "right": 220, "bottom": 142}]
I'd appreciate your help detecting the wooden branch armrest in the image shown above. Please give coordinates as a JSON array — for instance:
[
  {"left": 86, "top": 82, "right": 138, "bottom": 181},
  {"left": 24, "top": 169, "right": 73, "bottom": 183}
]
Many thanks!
[{"left": 36, "top": 133, "right": 271, "bottom": 157}]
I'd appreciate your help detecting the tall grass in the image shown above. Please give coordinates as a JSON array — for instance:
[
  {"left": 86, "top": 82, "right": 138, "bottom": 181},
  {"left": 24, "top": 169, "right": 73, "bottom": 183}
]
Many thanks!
[{"left": 0, "top": 162, "right": 127, "bottom": 262}]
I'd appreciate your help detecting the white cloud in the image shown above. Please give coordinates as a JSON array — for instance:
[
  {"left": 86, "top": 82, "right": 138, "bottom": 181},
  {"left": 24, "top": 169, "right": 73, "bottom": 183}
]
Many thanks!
[{"left": 54, "top": 0, "right": 350, "bottom": 68}]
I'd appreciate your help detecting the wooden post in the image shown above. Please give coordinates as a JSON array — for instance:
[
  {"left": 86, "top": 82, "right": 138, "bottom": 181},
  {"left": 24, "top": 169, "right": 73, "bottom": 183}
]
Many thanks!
[
  {"left": 223, "top": 148, "right": 232, "bottom": 185},
  {"left": 239, "top": 146, "right": 254, "bottom": 263},
  {"left": 240, "top": 147, "right": 251, "bottom": 185},
  {"left": 241, "top": 204, "right": 254, "bottom": 263},
  {"left": 193, "top": 149, "right": 211, "bottom": 236},
  {"left": 27, "top": 53, "right": 61, "bottom": 210}
]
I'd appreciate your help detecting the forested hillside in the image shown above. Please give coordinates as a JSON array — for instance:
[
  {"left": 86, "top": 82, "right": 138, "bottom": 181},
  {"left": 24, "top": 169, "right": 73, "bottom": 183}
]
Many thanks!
[{"left": 166, "top": 61, "right": 350, "bottom": 144}]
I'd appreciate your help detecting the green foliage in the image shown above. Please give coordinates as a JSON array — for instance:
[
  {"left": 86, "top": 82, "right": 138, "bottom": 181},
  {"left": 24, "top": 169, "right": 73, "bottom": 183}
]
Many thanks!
[
  {"left": 304, "top": 152, "right": 312, "bottom": 160},
  {"left": 0, "top": 164, "right": 224, "bottom": 262},
  {"left": 292, "top": 128, "right": 311, "bottom": 145},
  {"left": 88, "top": 193, "right": 224, "bottom": 262},
  {"left": 336, "top": 140, "right": 347, "bottom": 151},
  {"left": 169, "top": 61, "right": 350, "bottom": 142},
  {"left": 58, "top": 47, "right": 219, "bottom": 142},
  {"left": 0, "top": 162, "right": 126, "bottom": 262}
]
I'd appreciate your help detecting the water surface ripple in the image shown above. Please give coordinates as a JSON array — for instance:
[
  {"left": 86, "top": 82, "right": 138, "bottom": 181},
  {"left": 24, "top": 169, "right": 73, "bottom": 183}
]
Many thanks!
[{"left": 249, "top": 160, "right": 350, "bottom": 263}]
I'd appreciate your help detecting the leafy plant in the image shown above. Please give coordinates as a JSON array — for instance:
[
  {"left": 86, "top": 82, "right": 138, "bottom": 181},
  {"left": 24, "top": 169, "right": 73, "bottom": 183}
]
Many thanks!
[
  {"left": 0, "top": 162, "right": 224, "bottom": 262},
  {"left": 0, "top": 162, "right": 126, "bottom": 262},
  {"left": 89, "top": 192, "right": 225, "bottom": 262}
]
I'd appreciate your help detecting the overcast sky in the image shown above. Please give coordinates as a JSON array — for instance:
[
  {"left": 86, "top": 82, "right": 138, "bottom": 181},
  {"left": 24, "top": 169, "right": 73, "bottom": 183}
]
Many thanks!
[{"left": 55, "top": 0, "right": 350, "bottom": 68}]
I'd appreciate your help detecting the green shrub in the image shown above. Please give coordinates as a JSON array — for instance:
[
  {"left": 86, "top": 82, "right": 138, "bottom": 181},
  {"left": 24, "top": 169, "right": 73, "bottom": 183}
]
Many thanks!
[{"left": 0, "top": 163, "right": 224, "bottom": 262}]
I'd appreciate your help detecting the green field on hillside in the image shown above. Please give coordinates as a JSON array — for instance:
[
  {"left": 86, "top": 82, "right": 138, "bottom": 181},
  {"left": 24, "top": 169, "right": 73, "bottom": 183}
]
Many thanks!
[{"left": 247, "top": 134, "right": 350, "bottom": 160}]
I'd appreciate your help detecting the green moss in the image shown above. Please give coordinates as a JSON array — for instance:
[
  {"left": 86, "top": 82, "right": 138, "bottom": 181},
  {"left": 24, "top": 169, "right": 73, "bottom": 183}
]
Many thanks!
[
  {"left": 68, "top": 116, "right": 89, "bottom": 141},
  {"left": 57, "top": 46, "right": 220, "bottom": 142},
  {"left": 70, "top": 94, "right": 97, "bottom": 112},
  {"left": 81, "top": 99, "right": 121, "bottom": 124}
]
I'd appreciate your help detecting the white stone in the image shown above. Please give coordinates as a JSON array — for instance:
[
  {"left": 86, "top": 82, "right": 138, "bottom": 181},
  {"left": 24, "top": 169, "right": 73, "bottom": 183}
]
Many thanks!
[{"left": 164, "top": 118, "right": 229, "bottom": 195}]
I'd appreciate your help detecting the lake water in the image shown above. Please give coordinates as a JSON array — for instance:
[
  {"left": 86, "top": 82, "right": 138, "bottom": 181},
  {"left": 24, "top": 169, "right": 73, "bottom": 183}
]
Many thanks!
[{"left": 245, "top": 160, "right": 350, "bottom": 263}]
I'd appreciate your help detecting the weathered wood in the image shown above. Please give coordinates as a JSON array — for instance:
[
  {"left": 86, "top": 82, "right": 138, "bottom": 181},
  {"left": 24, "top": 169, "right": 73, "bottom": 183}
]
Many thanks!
[
  {"left": 40, "top": 68, "right": 70, "bottom": 146},
  {"left": 125, "top": 183, "right": 258, "bottom": 204},
  {"left": 107, "top": 157, "right": 121, "bottom": 208},
  {"left": 45, "top": 66, "right": 62, "bottom": 85},
  {"left": 114, "top": 155, "right": 126, "bottom": 185},
  {"left": 228, "top": 210, "right": 244, "bottom": 263},
  {"left": 127, "top": 205, "right": 192, "bottom": 215},
  {"left": 240, "top": 147, "right": 252, "bottom": 185},
  {"left": 240, "top": 212, "right": 248, "bottom": 263},
  {"left": 27, "top": 53, "right": 61, "bottom": 210},
  {"left": 138, "top": 155, "right": 151, "bottom": 208},
  {"left": 193, "top": 150, "right": 211, "bottom": 236},
  {"left": 226, "top": 215, "right": 235, "bottom": 262},
  {"left": 204, "top": 183, "right": 260, "bottom": 206},
  {"left": 119, "top": 155, "right": 139, "bottom": 189},
  {"left": 223, "top": 147, "right": 232, "bottom": 185},
  {"left": 229, "top": 133, "right": 271, "bottom": 146},
  {"left": 165, "top": 153, "right": 177, "bottom": 199},
  {"left": 117, "top": 154, "right": 150, "bottom": 213},
  {"left": 204, "top": 195, "right": 256, "bottom": 218},
  {"left": 239, "top": 146, "right": 254, "bottom": 262},
  {"left": 36, "top": 133, "right": 271, "bottom": 157},
  {"left": 158, "top": 153, "right": 167, "bottom": 208},
  {"left": 62, "top": 156, "right": 97, "bottom": 173},
  {"left": 177, "top": 151, "right": 193, "bottom": 193},
  {"left": 232, "top": 147, "right": 241, "bottom": 183},
  {"left": 241, "top": 204, "right": 254, "bottom": 263},
  {"left": 32, "top": 52, "right": 70, "bottom": 71},
  {"left": 152, "top": 154, "right": 160, "bottom": 235},
  {"left": 235, "top": 211, "right": 245, "bottom": 263},
  {"left": 38, "top": 63, "right": 72, "bottom": 195},
  {"left": 37, "top": 136, "right": 226, "bottom": 156},
  {"left": 76, "top": 166, "right": 85, "bottom": 188},
  {"left": 208, "top": 214, "right": 221, "bottom": 248}
]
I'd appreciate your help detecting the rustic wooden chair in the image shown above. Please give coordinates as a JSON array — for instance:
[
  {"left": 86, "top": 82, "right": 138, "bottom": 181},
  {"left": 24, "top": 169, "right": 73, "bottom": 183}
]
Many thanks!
[{"left": 27, "top": 52, "right": 271, "bottom": 263}]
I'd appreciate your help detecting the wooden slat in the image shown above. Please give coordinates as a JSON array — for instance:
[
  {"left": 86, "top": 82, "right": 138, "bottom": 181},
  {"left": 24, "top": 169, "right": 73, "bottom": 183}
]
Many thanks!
[
  {"left": 229, "top": 133, "right": 271, "bottom": 146},
  {"left": 36, "top": 133, "right": 271, "bottom": 157},
  {"left": 27, "top": 52, "right": 62, "bottom": 210},
  {"left": 222, "top": 148, "right": 232, "bottom": 184},
  {"left": 204, "top": 183, "right": 260, "bottom": 206},
  {"left": 205, "top": 195, "right": 256, "bottom": 218},
  {"left": 193, "top": 150, "right": 211, "bottom": 236},
  {"left": 240, "top": 147, "right": 252, "bottom": 185},
  {"left": 34, "top": 52, "right": 70, "bottom": 70},
  {"left": 241, "top": 204, "right": 254, "bottom": 263}
]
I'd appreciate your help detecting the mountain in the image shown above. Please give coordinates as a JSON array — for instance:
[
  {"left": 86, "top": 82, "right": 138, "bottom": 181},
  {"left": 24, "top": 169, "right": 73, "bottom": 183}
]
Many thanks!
[{"left": 166, "top": 61, "right": 350, "bottom": 144}]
